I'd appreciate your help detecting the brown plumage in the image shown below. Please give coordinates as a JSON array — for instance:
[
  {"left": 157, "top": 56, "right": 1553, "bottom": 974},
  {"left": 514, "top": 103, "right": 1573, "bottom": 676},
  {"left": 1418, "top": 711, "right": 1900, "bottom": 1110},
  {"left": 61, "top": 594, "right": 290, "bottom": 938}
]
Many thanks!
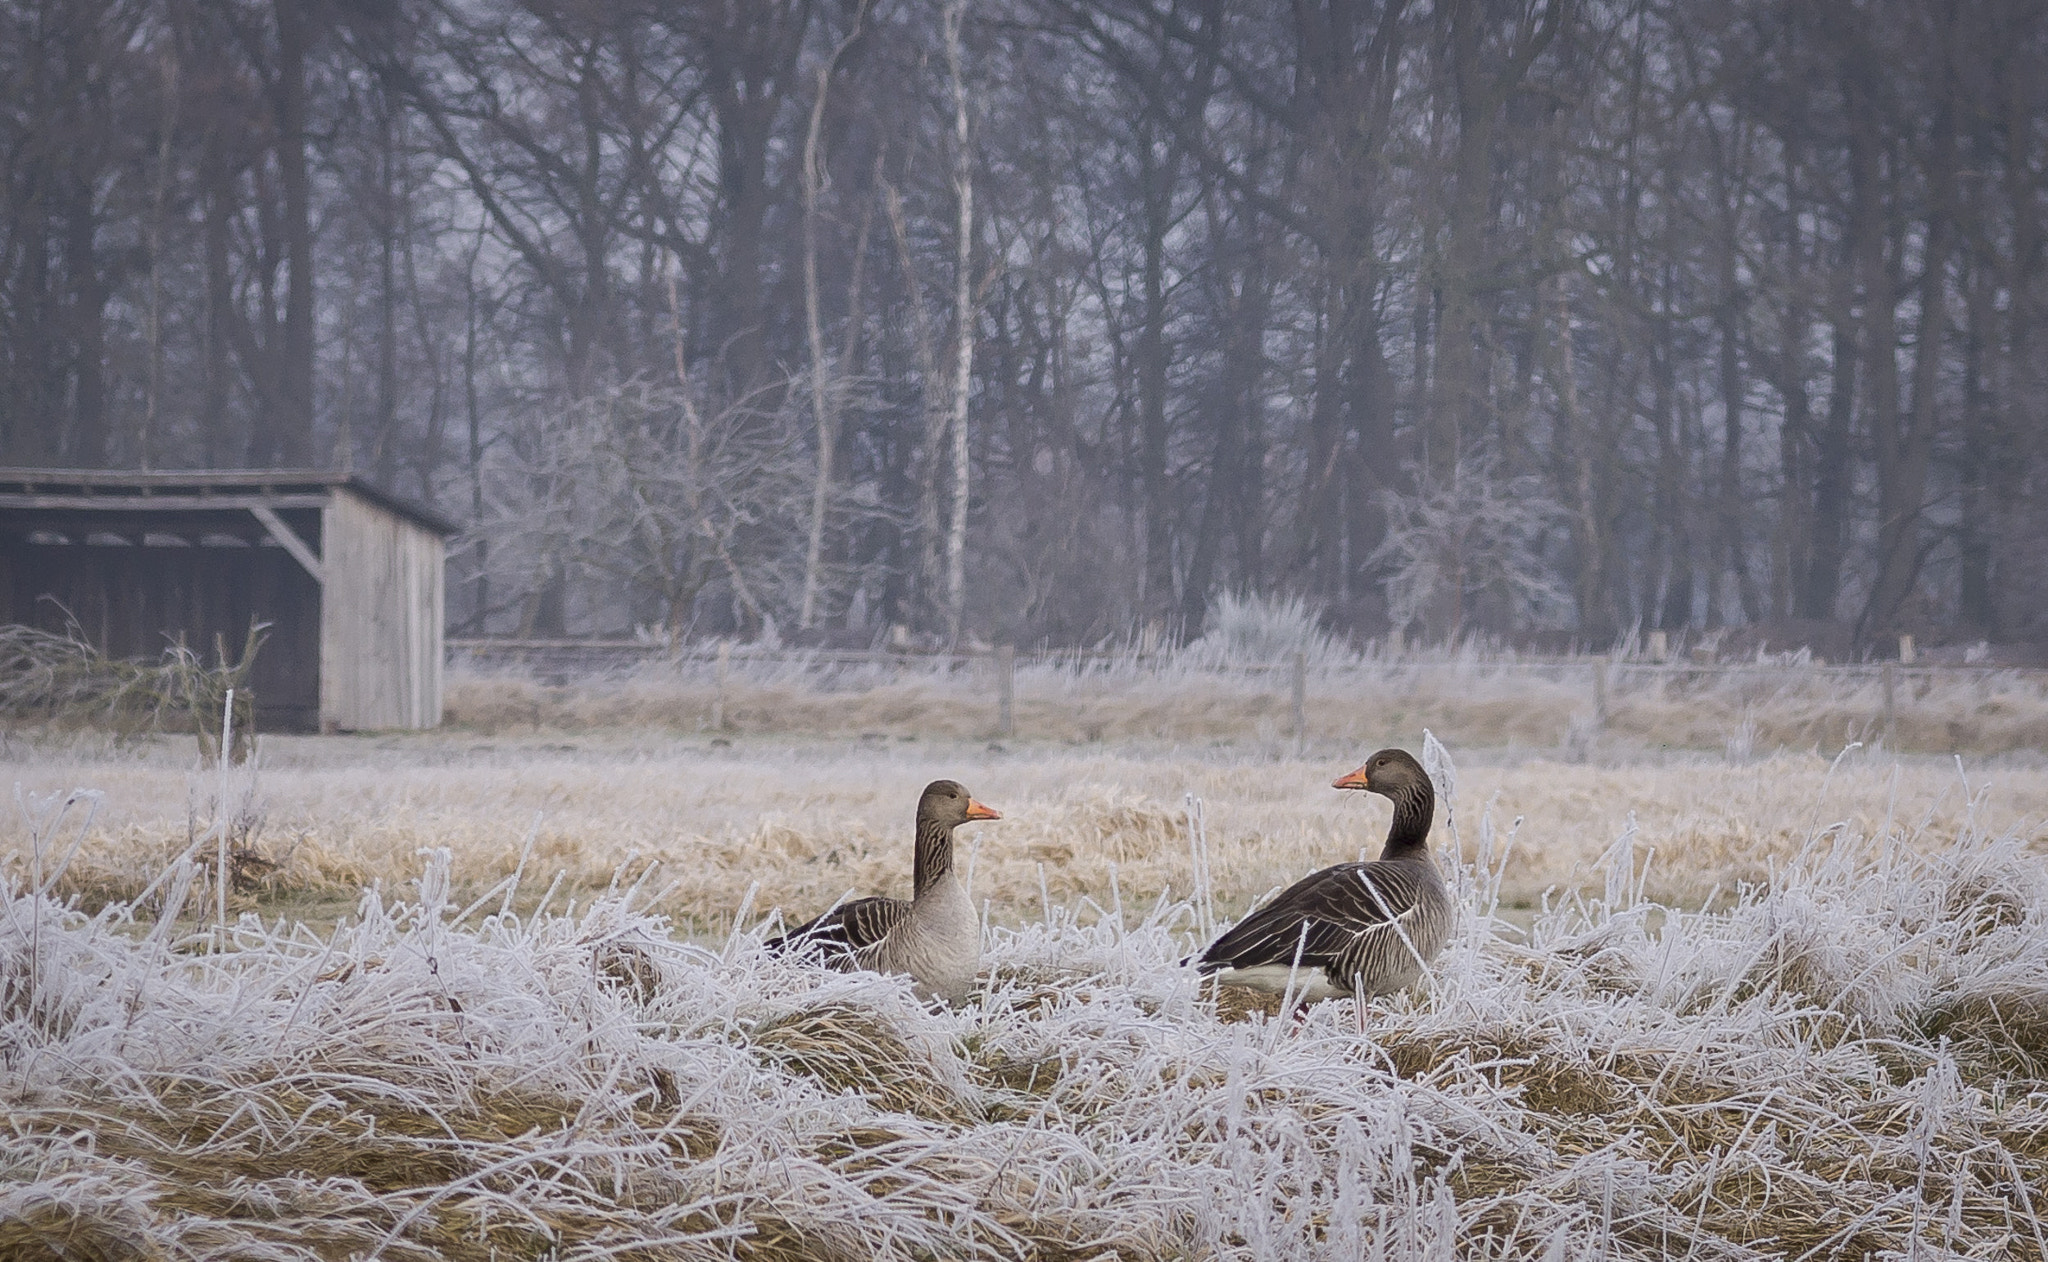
[
  {"left": 765, "top": 779, "right": 1001, "bottom": 1004},
  {"left": 1194, "top": 748, "right": 1453, "bottom": 1003}
]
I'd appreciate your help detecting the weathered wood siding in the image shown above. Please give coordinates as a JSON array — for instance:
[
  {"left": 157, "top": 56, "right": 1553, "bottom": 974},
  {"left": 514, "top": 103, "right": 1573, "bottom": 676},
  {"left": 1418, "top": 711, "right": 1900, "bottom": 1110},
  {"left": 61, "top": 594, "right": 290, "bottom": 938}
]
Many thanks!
[{"left": 319, "top": 488, "right": 444, "bottom": 729}]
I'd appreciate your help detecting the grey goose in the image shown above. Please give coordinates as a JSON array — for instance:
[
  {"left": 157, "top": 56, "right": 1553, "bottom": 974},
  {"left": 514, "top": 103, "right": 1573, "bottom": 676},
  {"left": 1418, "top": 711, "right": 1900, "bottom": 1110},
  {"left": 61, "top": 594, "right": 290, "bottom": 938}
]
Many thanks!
[
  {"left": 1194, "top": 748, "right": 1453, "bottom": 1005},
  {"left": 765, "top": 779, "right": 1001, "bottom": 1005}
]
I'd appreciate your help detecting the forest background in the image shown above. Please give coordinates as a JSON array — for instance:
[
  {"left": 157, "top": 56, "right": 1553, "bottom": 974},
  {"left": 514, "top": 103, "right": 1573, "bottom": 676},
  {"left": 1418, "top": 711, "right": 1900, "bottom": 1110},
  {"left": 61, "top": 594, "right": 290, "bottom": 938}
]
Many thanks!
[{"left": 4, "top": 0, "right": 2044, "bottom": 658}]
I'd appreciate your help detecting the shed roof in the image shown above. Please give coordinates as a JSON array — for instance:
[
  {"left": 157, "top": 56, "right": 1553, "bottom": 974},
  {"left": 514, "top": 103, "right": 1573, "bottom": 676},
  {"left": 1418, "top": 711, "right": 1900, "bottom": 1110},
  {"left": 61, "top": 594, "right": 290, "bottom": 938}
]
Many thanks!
[{"left": 0, "top": 469, "right": 460, "bottom": 536}]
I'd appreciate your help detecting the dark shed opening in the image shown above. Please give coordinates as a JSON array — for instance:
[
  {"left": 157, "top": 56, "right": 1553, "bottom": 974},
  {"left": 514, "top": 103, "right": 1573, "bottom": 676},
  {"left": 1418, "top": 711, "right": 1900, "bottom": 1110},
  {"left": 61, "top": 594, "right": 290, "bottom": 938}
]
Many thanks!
[{"left": 0, "top": 470, "right": 455, "bottom": 732}]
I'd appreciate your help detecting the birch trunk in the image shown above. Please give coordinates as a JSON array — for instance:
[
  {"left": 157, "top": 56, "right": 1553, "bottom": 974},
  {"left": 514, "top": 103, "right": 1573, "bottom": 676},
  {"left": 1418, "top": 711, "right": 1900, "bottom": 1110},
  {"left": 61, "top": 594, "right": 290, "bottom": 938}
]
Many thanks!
[
  {"left": 943, "top": 0, "right": 974, "bottom": 645},
  {"left": 799, "top": 18, "right": 866, "bottom": 631}
]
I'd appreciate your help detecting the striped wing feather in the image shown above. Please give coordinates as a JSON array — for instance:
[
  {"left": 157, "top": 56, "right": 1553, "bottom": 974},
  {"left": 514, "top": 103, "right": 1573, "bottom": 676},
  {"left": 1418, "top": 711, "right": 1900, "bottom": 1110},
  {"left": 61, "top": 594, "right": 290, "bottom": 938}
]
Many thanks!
[
  {"left": 1197, "top": 862, "right": 1427, "bottom": 973},
  {"left": 766, "top": 896, "right": 910, "bottom": 964}
]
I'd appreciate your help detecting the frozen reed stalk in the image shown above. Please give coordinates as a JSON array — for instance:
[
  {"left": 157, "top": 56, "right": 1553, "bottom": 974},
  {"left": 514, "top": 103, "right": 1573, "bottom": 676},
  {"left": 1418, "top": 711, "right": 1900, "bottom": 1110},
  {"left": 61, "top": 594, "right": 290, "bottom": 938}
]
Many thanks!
[
  {"left": 215, "top": 686, "right": 233, "bottom": 940},
  {"left": 1289, "top": 649, "right": 1306, "bottom": 756},
  {"left": 1421, "top": 729, "right": 1459, "bottom": 847},
  {"left": 1185, "top": 793, "right": 1214, "bottom": 942},
  {"left": 996, "top": 643, "right": 1014, "bottom": 737},
  {"left": 1267, "top": 920, "right": 1313, "bottom": 1050},
  {"left": 14, "top": 787, "right": 102, "bottom": 1011}
]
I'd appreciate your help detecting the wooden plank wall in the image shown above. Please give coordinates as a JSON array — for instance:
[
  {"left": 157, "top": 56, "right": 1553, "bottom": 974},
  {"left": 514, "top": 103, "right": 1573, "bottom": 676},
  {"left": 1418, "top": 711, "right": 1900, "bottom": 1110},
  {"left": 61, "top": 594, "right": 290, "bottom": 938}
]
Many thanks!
[{"left": 319, "top": 489, "right": 445, "bottom": 729}]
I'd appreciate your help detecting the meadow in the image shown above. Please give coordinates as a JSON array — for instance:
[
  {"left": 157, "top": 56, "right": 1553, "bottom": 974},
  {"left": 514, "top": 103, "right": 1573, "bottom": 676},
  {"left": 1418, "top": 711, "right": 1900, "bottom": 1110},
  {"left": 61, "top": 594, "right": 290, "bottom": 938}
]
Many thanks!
[{"left": 4, "top": 656, "right": 2048, "bottom": 1259}]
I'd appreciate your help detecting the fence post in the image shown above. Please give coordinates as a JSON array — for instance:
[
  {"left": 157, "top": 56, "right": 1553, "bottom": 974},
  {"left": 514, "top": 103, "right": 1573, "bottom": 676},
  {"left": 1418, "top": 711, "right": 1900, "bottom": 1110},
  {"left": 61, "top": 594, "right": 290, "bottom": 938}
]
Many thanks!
[
  {"left": 1647, "top": 629, "right": 1669, "bottom": 662},
  {"left": 996, "top": 644, "right": 1015, "bottom": 738},
  {"left": 1290, "top": 650, "right": 1307, "bottom": 756},
  {"left": 712, "top": 640, "right": 731, "bottom": 732},
  {"left": 1592, "top": 656, "right": 1609, "bottom": 728},
  {"left": 1882, "top": 661, "right": 1897, "bottom": 748},
  {"left": 1898, "top": 633, "right": 1916, "bottom": 665}
]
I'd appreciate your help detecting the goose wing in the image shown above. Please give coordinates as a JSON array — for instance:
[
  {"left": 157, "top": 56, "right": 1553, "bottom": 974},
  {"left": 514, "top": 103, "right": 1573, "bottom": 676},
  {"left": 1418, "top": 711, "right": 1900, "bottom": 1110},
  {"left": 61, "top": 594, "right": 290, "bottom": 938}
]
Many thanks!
[
  {"left": 766, "top": 895, "right": 910, "bottom": 964},
  {"left": 1196, "top": 861, "right": 1428, "bottom": 973}
]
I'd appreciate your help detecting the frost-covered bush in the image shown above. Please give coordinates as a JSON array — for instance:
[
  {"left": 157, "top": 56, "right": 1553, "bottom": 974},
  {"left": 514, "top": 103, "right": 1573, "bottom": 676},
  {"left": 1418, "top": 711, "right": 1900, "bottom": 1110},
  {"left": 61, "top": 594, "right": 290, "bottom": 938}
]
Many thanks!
[
  {"left": 1178, "top": 591, "right": 1349, "bottom": 670},
  {"left": 1370, "top": 456, "right": 1573, "bottom": 643},
  {"left": 480, "top": 378, "right": 814, "bottom": 637}
]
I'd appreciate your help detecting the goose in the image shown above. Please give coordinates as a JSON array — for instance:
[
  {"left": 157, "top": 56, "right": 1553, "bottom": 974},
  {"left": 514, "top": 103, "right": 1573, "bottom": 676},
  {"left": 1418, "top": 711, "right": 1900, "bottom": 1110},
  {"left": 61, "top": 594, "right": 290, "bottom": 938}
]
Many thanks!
[
  {"left": 765, "top": 779, "right": 1000, "bottom": 1005},
  {"left": 1194, "top": 748, "right": 1453, "bottom": 1006}
]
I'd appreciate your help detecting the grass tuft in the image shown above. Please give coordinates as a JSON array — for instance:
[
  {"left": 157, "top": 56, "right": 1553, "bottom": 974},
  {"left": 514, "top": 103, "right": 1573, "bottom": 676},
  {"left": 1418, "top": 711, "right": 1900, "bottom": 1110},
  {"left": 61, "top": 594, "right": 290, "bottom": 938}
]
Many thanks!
[
  {"left": 6, "top": 723, "right": 2048, "bottom": 1256},
  {"left": 748, "top": 1002, "right": 980, "bottom": 1125}
]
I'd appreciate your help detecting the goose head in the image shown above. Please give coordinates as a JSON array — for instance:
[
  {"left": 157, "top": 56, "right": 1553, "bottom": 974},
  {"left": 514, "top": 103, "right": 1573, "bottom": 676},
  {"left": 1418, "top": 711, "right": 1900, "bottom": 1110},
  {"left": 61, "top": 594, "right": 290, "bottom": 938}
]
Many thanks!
[
  {"left": 1331, "top": 748, "right": 1429, "bottom": 798},
  {"left": 918, "top": 779, "right": 1002, "bottom": 828}
]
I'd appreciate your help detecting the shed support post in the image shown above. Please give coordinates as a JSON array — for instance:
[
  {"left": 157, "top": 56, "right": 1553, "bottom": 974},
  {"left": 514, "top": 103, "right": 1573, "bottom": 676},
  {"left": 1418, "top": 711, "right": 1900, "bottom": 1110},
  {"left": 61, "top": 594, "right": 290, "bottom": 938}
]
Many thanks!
[{"left": 249, "top": 505, "right": 325, "bottom": 585}]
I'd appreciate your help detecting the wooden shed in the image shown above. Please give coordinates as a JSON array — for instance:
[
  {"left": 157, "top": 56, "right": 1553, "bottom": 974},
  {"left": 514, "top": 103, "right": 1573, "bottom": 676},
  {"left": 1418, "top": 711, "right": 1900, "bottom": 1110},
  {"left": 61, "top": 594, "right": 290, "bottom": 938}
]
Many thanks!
[{"left": 0, "top": 470, "right": 454, "bottom": 731}]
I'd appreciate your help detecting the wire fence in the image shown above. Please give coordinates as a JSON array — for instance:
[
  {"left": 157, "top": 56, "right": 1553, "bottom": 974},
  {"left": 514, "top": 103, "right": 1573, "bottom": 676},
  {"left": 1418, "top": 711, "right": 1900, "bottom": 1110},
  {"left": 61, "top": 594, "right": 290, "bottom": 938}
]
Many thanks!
[
  {"left": 446, "top": 636, "right": 2048, "bottom": 749},
  {"left": 446, "top": 635, "right": 2039, "bottom": 683}
]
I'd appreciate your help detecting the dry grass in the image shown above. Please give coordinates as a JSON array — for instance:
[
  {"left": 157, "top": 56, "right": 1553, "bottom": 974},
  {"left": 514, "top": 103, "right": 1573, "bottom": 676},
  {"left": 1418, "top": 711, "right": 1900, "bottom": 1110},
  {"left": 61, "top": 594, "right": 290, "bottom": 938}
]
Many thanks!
[
  {"left": 4, "top": 671, "right": 2048, "bottom": 1258},
  {"left": 4, "top": 725, "right": 2044, "bottom": 938},
  {"left": 442, "top": 654, "right": 2048, "bottom": 756},
  {"left": 5, "top": 745, "right": 2048, "bottom": 1258},
  {"left": 0, "top": 620, "right": 262, "bottom": 757}
]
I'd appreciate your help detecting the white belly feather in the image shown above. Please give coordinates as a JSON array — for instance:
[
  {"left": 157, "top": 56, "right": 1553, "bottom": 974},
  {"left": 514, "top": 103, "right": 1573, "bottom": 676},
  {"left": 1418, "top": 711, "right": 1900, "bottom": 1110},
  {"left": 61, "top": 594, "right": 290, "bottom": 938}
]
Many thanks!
[{"left": 1209, "top": 964, "right": 1350, "bottom": 1002}]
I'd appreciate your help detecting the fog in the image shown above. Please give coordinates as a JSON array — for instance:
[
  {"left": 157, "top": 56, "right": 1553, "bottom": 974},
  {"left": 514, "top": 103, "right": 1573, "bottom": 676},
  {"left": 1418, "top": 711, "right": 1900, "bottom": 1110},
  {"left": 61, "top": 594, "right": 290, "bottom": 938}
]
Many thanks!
[{"left": 4, "top": 0, "right": 2043, "bottom": 655}]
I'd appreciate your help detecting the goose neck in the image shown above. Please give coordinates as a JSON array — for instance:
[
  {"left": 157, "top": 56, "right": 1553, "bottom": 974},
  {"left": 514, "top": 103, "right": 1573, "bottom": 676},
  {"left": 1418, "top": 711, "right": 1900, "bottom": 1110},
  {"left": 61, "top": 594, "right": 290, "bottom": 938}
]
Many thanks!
[
  {"left": 1379, "top": 781, "right": 1435, "bottom": 858},
  {"left": 912, "top": 819, "right": 958, "bottom": 896}
]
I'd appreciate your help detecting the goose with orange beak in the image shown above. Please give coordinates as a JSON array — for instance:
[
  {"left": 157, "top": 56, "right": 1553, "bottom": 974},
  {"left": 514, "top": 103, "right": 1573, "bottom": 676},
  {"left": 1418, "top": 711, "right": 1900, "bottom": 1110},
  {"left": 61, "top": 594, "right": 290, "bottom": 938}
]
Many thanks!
[
  {"left": 766, "top": 779, "right": 1002, "bottom": 1005},
  {"left": 1193, "top": 749, "right": 1453, "bottom": 1007}
]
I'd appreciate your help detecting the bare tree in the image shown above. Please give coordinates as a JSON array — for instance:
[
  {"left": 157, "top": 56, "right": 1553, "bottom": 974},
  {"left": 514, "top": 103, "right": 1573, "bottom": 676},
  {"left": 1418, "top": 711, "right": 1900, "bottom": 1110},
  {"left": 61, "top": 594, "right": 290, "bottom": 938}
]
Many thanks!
[{"left": 6, "top": 0, "right": 2047, "bottom": 651}]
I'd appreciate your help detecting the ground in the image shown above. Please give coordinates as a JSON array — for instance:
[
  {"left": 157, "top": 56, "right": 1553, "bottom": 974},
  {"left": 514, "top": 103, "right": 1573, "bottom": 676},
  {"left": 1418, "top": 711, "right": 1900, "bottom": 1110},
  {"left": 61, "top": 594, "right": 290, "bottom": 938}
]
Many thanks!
[{"left": 2, "top": 669, "right": 2047, "bottom": 1259}]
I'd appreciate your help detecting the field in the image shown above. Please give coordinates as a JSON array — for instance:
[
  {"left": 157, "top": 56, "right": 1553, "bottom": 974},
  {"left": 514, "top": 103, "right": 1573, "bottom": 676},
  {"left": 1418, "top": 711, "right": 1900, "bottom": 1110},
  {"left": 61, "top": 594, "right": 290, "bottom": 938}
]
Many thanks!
[{"left": 4, "top": 661, "right": 2048, "bottom": 1259}]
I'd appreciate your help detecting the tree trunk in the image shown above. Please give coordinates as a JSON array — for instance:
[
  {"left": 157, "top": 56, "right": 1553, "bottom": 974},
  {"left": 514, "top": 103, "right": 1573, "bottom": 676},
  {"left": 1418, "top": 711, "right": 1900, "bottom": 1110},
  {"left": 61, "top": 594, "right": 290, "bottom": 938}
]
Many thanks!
[
  {"left": 1768, "top": 134, "right": 1812, "bottom": 624},
  {"left": 372, "top": 87, "right": 400, "bottom": 484},
  {"left": 275, "top": 0, "right": 314, "bottom": 466},
  {"left": 1712, "top": 140, "right": 1762, "bottom": 624},
  {"left": 463, "top": 232, "right": 489, "bottom": 633},
  {"left": 1956, "top": 257, "right": 1993, "bottom": 633},
  {"left": 1801, "top": 260, "right": 1859, "bottom": 621},
  {"left": 1181, "top": 210, "right": 1272, "bottom": 635},
  {"left": 1429, "top": 0, "right": 1565, "bottom": 481},
  {"left": 1649, "top": 330, "right": 1692, "bottom": 631},
  {"left": 1714, "top": 295, "right": 1761, "bottom": 623},
  {"left": 1551, "top": 282, "right": 1612, "bottom": 642},
  {"left": 1135, "top": 129, "right": 1174, "bottom": 623},
  {"left": 943, "top": 0, "right": 975, "bottom": 645},
  {"left": 697, "top": 3, "right": 808, "bottom": 396},
  {"left": 201, "top": 130, "right": 234, "bottom": 470},
  {"left": 885, "top": 180, "right": 950, "bottom": 631},
  {"left": 799, "top": 23, "right": 867, "bottom": 631},
  {"left": 62, "top": 171, "right": 109, "bottom": 466},
  {"left": 1860, "top": 40, "right": 1952, "bottom": 645}
]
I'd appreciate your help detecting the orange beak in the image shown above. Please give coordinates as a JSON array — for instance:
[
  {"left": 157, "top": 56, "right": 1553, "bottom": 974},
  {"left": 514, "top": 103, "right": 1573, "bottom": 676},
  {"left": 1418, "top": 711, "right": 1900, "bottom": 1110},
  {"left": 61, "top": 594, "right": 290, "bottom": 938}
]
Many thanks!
[
  {"left": 1332, "top": 766, "right": 1372, "bottom": 791},
  {"left": 965, "top": 799, "right": 1002, "bottom": 821}
]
